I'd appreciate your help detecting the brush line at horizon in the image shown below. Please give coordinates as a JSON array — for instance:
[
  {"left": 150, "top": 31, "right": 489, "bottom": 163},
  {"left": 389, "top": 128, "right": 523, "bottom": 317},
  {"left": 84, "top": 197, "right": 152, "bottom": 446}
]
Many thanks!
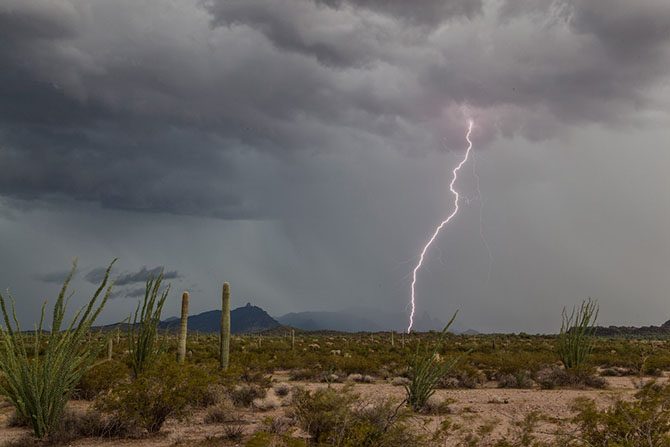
[{"left": 407, "top": 119, "right": 474, "bottom": 333}]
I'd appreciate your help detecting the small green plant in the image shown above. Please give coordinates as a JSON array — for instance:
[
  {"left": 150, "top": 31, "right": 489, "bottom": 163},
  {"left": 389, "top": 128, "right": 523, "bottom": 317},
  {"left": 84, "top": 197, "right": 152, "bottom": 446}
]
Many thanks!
[
  {"left": 571, "top": 382, "right": 670, "bottom": 446},
  {"left": 0, "top": 260, "right": 114, "bottom": 439},
  {"left": 405, "top": 313, "right": 460, "bottom": 412},
  {"left": 557, "top": 298, "right": 598, "bottom": 370},
  {"left": 97, "top": 356, "right": 209, "bottom": 433},
  {"left": 293, "top": 386, "right": 424, "bottom": 446},
  {"left": 128, "top": 272, "right": 170, "bottom": 377},
  {"left": 75, "top": 359, "right": 130, "bottom": 400}
]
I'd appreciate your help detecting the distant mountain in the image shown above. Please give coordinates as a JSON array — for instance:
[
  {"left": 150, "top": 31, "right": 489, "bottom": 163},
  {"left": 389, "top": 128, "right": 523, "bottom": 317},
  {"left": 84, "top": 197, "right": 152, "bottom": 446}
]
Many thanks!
[
  {"left": 160, "top": 303, "right": 281, "bottom": 334},
  {"left": 593, "top": 320, "right": 670, "bottom": 337},
  {"left": 277, "top": 307, "right": 475, "bottom": 333},
  {"left": 278, "top": 311, "right": 382, "bottom": 332}
]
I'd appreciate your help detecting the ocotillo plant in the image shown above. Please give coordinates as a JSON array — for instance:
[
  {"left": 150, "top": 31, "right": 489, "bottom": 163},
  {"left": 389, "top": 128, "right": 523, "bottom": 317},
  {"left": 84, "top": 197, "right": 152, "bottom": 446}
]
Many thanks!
[
  {"left": 558, "top": 298, "right": 599, "bottom": 370},
  {"left": 128, "top": 272, "right": 170, "bottom": 377},
  {"left": 404, "top": 312, "right": 461, "bottom": 412},
  {"left": 0, "top": 259, "right": 115, "bottom": 439},
  {"left": 177, "top": 291, "right": 189, "bottom": 363},
  {"left": 220, "top": 282, "right": 231, "bottom": 370}
]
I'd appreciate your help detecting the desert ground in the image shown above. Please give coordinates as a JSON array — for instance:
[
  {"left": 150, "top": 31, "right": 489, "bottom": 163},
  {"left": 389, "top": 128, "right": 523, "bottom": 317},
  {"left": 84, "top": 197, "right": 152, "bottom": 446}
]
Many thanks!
[{"left": 2, "top": 329, "right": 670, "bottom": 447}]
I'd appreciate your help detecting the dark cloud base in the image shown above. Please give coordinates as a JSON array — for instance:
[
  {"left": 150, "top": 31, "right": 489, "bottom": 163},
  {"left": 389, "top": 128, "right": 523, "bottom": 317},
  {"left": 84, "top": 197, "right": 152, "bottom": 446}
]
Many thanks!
[{"left": 0, "top": 0, "right": 668, "bottom": 217}]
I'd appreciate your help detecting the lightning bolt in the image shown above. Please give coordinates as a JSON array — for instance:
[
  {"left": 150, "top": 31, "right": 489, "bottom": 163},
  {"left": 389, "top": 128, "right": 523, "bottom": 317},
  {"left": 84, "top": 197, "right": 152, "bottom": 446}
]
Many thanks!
[{"left": 407, "top": 119, "right": 474, "bottom": 333}]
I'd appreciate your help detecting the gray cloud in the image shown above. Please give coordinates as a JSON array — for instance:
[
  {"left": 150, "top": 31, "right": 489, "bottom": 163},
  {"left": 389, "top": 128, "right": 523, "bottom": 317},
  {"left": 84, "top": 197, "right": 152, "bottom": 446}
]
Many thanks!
[
  {"left": 0, "top": 0, "right": 667, "bottom": 218},
  {"left": 83, "top": 265, "right": 180, "bottom": 286},
  {"left": 1, "top": 0, "right": 670, "bottom": 333},
  {"left": 115, "top": 266, "right": 180, "bottom": 286}
]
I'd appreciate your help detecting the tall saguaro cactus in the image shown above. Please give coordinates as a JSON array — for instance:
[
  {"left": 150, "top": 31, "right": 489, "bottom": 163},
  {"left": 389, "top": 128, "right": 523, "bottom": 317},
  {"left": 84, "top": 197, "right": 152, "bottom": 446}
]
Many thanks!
[
  {"left": 220, "top": 282, "right": 231, "bottom": 370},
  {"left": 177, "top": 291, "right": 189, "bottom": 363}
]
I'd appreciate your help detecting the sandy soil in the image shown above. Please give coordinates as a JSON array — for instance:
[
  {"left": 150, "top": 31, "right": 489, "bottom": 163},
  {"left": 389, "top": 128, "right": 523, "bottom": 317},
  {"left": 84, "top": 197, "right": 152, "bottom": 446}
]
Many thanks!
[{"left": 0, "top": 374, "right": 663, "bottom": 447}]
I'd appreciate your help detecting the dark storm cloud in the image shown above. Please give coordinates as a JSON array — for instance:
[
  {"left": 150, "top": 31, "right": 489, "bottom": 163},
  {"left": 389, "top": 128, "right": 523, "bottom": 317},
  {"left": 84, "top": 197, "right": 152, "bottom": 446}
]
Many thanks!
[
  {"left": 115, "top": 266, "right": 180, "bottom": 286},
  {"left": 84, "top": 266, "right": 180, "bottom": 286},
  {"left": 109, "top": 287, "right": 148, "bottom": 300},
  {"left": 317, "top": 0, "right": 482, "bottom": 26},
  {"left": 37, "top": 270, "right": 73, "bottom": 284},
  {"left": 0, "top": 0, "right": 669, "bottom": 216}
]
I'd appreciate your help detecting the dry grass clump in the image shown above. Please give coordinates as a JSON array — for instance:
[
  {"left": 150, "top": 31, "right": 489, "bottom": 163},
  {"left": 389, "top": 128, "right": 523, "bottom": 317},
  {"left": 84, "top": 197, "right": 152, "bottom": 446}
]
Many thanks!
[
  {"left": 222, "top": 424, "right": 245, "bottom": 442},
  {"left": 439, "top": 365, "right": 486, "bottom": 389},
  {"left": 274, "top": 383, "right": 291, "bottom": 397},
  {"left": 229, "top": 383, "right": 267, "bottom": 407},
  {"left": 420, "top": 395, "right": 454, "bottom": 415},
  {"left": 253, "top": 393, "right": 282, "bottom": 411},
  {"left": 391, "top": 376, "right": 411, "bottom": 387},
  {"left": 497, "top": 370, "right": 534, "bottom": 389},
  {"left": 347, "top": 373, "right": 374, "bottom": 383},
  {"left": 289, "top": 368, "right": 319, "bottom": 381},
  {"left": 204, "top": 399, "right": 240, "bottom": 424}
]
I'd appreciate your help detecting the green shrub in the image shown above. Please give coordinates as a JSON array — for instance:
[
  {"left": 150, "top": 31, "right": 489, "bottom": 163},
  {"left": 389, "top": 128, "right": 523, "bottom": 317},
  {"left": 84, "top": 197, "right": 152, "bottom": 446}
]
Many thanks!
[
  {"left": 293, "top": 386, "right": 425, "bottom": 446},
  {"left": 97, "top": 357, "right": 209, "bottom": 433},
  {"left": 535, "top": 365, "right": 606, "bottom": 390},
  {"left": 75, "top": 359, "right": 129, "bottom": 400},
  {"left": 0, "top": 260, "right": 114, "bottom": 439},
  {"left": 572, "top": 382, "right": 670, "bottom": 446}
]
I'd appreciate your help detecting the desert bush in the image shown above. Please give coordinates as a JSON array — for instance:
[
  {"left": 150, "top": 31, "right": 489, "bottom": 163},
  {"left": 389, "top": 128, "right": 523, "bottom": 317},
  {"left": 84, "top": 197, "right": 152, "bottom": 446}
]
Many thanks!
[
  {"left": 405, "top": 313, "right": 460, "bottom": 411},
  {"left": 421, "top": 395, "right": 454, "bottom": 415},
  {"left": 204, "top": 399, "right": 240, "bottom": 424},
  {"left": 439, "top": 364, "right": 486, "bottom": 389},
  {"left": 223, "top": 424, "right": 245, "bottom": 442},
  {"left": 289, "top": 368, "right": 319, "bottom": 381},
  {"left": 274, "top": 383, "right": 291, "bottom": 397},
  {"left": 245, "top": 431, "right": 307, "bottom": 447},
  {"left": 558, "top": 298, "right": 598, "bottom": 370},
  {"left": 391, "top": 377, "right": 411, "bottom": 387},
  {"left": 292, "top": 386, "right": 425, "bottom": 446},
  {"left": 75, "top": 359, "right": 129, "bottom": 400},
  {"left": 572, "top": 382, "right": 670, "bottom": 446},
  {"left": 253, "top": 393, "right": 282, "bottom": 411},
  {"left": 230, "top": 383, "right": 268, "bottom": 407},
  {"left": 600, "top": 366, "right": 636, "bottom": 377},
  {"left": 347, "top": 373, "right": 374, "bottom": 383},
  {"left": 262, "top": 415, "right": 294, "bottom": 435},
  {"left": 0, "top": 260, "right": 114, "bottom": 439},
  {"left": 198, "top": 384, "right": 228, "bottom": 408},
  {"left": 97, "top": 357, "right": 209, "bottom": 433},
  {"left": 128, "top": 272, "right": 170, "bottom": 377},
  {"left": 498, "top": 370, "right": 534, "bottom": 389},
  {"left": 534, "top": 365, "right": 606, "bottom": 390}
]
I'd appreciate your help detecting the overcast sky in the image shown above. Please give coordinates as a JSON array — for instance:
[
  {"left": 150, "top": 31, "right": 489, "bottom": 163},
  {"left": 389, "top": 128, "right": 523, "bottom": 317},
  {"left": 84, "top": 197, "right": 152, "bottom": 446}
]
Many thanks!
[{"left": 1, "top": 0, "right": 669, "bottom": 333}]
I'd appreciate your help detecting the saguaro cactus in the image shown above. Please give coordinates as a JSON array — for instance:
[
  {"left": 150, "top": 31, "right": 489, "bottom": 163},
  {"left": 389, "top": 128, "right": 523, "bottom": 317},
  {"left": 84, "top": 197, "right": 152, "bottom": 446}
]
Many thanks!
[
  {"left": 220, "top": 282, "right": 231, "bottom": 370},
  {"left": 177, "top": 291, "right": 189, "bottom": 363},
  {"left": 107, "top": 338, "right": 113, "bottom": 361},
  {"left": 291, "top": 329, "right": 295, "bottom": 351}
]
